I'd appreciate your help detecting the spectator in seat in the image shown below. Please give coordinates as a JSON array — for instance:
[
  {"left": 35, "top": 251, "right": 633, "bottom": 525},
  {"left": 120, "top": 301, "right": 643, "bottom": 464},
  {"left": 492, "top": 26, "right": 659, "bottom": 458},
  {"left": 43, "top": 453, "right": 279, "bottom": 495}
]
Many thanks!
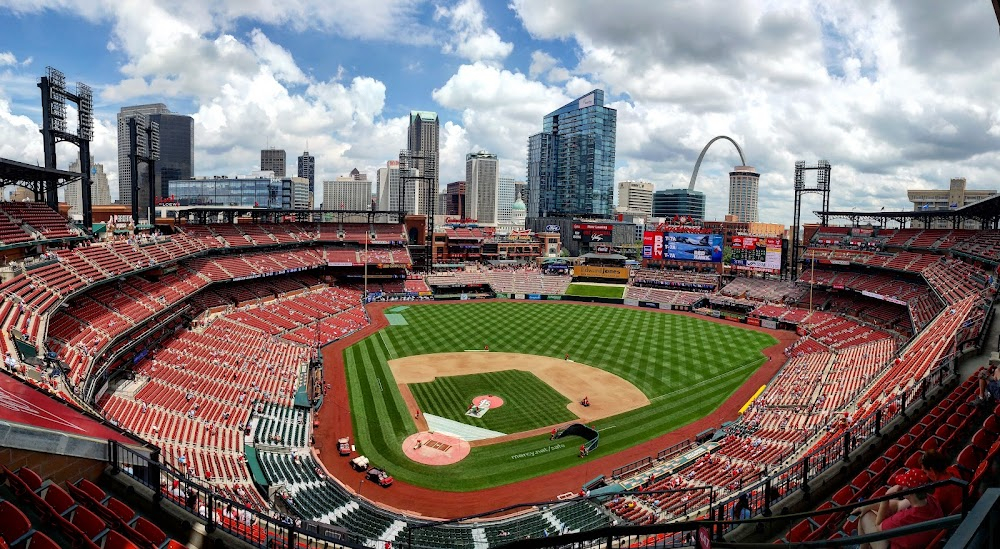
[
  {"left": 857, "top": 468, "right": 942, "bottom": 549},
  {"left": 920, "top": 450, "right": 963, "bottom": 514},
  {"left": 975, "top": 366, "right": 1000, "bottom": 406}
]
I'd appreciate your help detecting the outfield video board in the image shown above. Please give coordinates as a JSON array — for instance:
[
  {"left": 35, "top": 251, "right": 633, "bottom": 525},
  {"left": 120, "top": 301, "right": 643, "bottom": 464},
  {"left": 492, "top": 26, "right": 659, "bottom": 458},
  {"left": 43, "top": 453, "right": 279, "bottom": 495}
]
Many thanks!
[
  {"left": 730, "top": 236, "right": 783, "bottom": 273},
  {"left": 643, "top": 231, "right": 722, "bottom": 262}
]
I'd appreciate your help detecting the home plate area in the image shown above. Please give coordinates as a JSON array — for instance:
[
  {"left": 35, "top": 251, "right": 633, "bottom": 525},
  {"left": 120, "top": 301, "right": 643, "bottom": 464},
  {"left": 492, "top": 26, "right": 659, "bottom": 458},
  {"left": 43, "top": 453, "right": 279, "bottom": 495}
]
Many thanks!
[{"left": 401, "top": 431, "right": 471, "bottom": 466}]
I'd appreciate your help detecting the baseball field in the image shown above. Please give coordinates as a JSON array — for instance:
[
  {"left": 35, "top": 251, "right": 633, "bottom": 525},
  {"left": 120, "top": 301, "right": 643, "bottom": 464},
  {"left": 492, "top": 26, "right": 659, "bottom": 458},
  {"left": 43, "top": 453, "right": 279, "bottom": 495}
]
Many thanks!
[{"left": 342, "top": 301, "right": 776, "bottom": 492}]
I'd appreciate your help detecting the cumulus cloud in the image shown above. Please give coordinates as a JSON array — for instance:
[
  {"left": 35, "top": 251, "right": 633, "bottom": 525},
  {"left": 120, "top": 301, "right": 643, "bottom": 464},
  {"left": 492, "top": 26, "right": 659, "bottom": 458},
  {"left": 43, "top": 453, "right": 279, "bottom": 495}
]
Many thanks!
[
  {"left": 509, "top": 0, "right": 1000, "bottom": 224},
  {"left": 434, "top": 0, "right": 513, "bottom": 64}
]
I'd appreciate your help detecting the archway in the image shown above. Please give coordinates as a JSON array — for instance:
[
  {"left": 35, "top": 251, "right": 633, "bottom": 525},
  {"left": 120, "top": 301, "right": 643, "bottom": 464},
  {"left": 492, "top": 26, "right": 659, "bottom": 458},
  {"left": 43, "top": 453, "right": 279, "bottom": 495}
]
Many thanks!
[{"left": 688, "top": 136, "right": 746, "bottom": 191}]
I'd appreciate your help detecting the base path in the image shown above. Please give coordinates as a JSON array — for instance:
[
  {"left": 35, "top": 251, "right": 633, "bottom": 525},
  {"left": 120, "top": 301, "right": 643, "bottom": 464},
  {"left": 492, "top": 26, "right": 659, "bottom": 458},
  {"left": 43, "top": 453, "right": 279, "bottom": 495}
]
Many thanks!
[
  {"left": 390, "top": 353, "right": 649, "bottom": 424},
  {"left": 402, "top": 432, "right": 471, "bottom": 466},
  {"left": 314, "top": 300, "right": 797, "bottom": 519}
]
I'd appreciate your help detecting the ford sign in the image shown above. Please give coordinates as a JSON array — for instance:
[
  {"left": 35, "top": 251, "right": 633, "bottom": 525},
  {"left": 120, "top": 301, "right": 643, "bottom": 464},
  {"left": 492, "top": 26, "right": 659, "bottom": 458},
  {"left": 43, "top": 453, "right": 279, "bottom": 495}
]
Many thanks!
[{"left": 545, "top": 224, "right": 560, "bottom": 232}]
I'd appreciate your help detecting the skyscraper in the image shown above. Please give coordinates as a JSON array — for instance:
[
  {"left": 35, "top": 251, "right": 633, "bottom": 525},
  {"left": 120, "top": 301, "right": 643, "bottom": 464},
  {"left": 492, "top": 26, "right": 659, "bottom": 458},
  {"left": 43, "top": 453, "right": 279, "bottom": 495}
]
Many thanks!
[
  {"left": 323, "top": 168, "right": 371, "bottom": 210},
  {"left": 376, "top": 160, "right": 400, "bottom": 211},
  {"left": 465, "top": 151, "right": 499, "bottom": 225},
  {"left": 617, "top": 180, "right": 654, "bottom": 218},
  {"left": 526, "top": 90, "right": 617, "bottom": 218},
  {"left": 117, "top": 103, "right": 193, "bottom": 205},
  {"left": 445, "top": 181, "right": 466, "bottom": 217},
  {"left": 297, "top": 151, "right": 315, "bottom": 205},
  {"left": 728, "top": 166, "right": 760, "bottom": 223},
  {"left": 67, "top": 155, "right": 111, "bottom": 216},
  {"left": 498, "top": 176, "right": 515, "bottom": 224},
  {"left": 261, "top": 148, "right": 286, "bottom": 178},
  {"left": 652, "top": 189, "right": 706, "bottom": 221},
  {"left": 399, "top": 111, "right": 439, "bottom": 215}
]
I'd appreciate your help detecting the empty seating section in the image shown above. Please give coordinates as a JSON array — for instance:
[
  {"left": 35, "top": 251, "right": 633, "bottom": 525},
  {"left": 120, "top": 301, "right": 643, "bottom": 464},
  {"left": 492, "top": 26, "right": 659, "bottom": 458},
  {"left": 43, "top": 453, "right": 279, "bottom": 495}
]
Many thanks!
[
  {"left": 0, "top": 466, "right": 187, "bottom": 548},
  {"left": 95, "top": 310, "right": 312, "bottom": 498},
  {"left": 0, "top": 209, "right": 33, "bottom": 245},
  {"left": 921, "top": 258, "right": 990, "bottom": 306},
  {"left": 0, "top": 202, "right": 76, "bottom": 239},
  {"left": 720, "top": 278, "right": 806, "bottom": 303},
  {"left": 632, "top": 269, "right": 720, "bottom": 290},
  {"left": 951, "top": 229, "right": 1000, "bottom": 261},
  {"left": 220, "top": 285, "right": 365, "bottom": 346},
  {"left": 623, "top": 286, "right": 704, "bottom": 306},
  {"left": 788, "top": 372, "right": 994, "bottom": 543},
  {"left": 481, "top": 270, "right": 573, "bottom": 295},
  {"left": 254, "top": 402, "right": 308, "bottom": 447}
]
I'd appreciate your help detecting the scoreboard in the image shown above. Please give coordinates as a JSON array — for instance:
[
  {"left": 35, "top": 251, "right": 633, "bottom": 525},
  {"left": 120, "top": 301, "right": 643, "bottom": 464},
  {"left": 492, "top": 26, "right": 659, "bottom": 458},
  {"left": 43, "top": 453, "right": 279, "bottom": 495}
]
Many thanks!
[{"left": 730, "top": 236, "right": 782, "bottom": 273}]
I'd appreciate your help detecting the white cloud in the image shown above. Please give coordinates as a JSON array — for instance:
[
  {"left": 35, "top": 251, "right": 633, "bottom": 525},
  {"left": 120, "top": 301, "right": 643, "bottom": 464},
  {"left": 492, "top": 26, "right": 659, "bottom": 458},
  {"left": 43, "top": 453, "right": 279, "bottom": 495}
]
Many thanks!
[
  {"left": 0, "top": 52, "right": 17, "bottom": 66},
  {"left": 434, "top": 0, "right": 513, "bottom": 64}
]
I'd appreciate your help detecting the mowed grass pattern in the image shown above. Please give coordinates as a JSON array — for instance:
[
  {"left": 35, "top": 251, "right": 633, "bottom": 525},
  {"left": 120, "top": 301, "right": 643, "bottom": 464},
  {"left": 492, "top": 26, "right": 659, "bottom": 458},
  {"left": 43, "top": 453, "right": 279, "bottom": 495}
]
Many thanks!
[
  {"left": 343, "top": 302, "right": 776, "bottom": 491},
  {"left": 564, "top": 283, "right": 626, "bottom": 299},
  {"left": 409, "top": 371, "right": 577, "bottom": 433}
]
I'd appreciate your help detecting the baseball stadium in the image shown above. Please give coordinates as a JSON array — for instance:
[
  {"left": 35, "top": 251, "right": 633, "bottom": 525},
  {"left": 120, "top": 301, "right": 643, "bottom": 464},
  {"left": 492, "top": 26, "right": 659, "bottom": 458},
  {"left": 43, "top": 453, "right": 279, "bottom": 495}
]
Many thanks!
[{"left": 2, "top": 194, "right": 1000, "bottom": 549}]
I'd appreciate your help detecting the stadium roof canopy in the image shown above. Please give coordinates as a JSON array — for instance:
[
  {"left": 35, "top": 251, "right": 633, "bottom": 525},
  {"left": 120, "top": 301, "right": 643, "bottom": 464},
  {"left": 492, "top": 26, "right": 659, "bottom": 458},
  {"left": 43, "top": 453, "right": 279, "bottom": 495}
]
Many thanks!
[
  {"left": 0, "top": 157, "right": 80, "bottom": 188},
  {"left": 816, "top": 194, "right": 1000, "bottom": 229}
]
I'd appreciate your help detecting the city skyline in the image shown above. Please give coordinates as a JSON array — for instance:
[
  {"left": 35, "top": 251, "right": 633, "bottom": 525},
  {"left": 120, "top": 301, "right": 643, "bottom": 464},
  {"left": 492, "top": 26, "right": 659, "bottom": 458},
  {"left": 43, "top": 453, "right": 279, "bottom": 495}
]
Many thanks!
[{"left": 0, "top": 2, "right": 998, "bottom": 226}]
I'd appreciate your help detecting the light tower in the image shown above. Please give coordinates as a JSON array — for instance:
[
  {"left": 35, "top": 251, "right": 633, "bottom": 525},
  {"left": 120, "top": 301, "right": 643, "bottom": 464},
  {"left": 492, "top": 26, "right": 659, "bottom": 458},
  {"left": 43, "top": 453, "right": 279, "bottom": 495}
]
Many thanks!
[
  {"left": 38, "top": 66, "right": 95, "bottom": 228},
  {"left": 791, "top": 160, "right": 831, "bottom": 278}
]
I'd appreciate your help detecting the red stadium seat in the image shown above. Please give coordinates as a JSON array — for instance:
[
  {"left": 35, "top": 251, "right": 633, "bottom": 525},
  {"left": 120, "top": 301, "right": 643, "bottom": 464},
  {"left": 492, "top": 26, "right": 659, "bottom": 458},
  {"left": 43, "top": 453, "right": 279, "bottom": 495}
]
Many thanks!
[
  {"left": 131, "top": 516, "right": 168, "bottom": 548},
  {"left": 38, "top": 483, "right": 78, "bottom": 517},
  {"left": 0, "top": 501, "right": 33, "bottom": 547},
  {"left": 103, "top": 531, "right": 140, "bottom": 549},
  {"left": 984, "top": 415, "right": 1000, "bottom": 436},
  {"left": 24, "top": 532, "right": 61, "bottom": 549},
  {"left": 955, "top": 446, "right": 980, "bottom": 480},
  {"left": 785, "top": 519, "right": 814, "bottom": 543},
  {"left": 971, "top": 428, "right": 993, "bottom": 452},
  {"left": 104, "top": 498, "right": 138, "bottom": 527}
]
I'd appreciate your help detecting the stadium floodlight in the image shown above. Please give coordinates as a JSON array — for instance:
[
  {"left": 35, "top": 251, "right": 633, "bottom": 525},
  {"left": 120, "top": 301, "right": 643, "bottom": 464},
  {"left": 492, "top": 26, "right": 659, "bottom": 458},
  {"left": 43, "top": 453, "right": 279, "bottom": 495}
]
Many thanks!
[
  {"left": 149, "top": 121, "right": 160, "bottom": 161},
  {"left": 76, "top": 82, "right": 93, "bottom": 141},
  {"left": 45, "top": 66, "right": 67, "bottom": 133}
]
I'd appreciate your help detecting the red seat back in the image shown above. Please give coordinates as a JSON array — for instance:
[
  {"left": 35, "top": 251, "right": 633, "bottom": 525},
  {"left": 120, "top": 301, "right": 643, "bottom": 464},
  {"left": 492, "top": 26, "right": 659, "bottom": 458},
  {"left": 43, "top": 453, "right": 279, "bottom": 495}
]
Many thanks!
[
  {"left": 16, "top": 467, "right": 43, "bottom": 492},
  {"left": 71, "top": 505, "right": 106, "bottom": 539},
  {"left": 25, "top": 532, "right": 61, "bottom": 549},
  {"left": 104, "top": 530, "right": 140, "bottom": 549},
  {"left": 106, "top": 497, "right": 137, "bottom": 525},
  {"left": 43, "top": 483, "right": 76, "bottom": 515},
  {"left": 0, "top": 501, "right": 32, "bottom": 542},
  {"left": 77, "top": 478, "right": 106, "bottom": 501},
  {"left": 134, "top": 516, "right": 167, "bottom": 546}
]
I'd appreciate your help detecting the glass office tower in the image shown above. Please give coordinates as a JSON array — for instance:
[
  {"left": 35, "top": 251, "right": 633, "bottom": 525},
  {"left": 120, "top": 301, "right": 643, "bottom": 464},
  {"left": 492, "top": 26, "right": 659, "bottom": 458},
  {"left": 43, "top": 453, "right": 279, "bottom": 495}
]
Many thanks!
[{"left": 526, "top": 90, "right": 617, "bottom": 218}]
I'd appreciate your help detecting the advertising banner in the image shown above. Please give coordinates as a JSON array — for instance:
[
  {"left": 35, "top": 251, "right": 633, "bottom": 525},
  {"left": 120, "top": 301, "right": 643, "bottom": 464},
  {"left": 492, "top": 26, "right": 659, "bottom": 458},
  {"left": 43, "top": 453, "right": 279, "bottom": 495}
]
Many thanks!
[
  {"left": 573, "top": 223, "right": 613, "bottom": 243},
  {"left": 664, "top": 232, "right": 723, "bottom": 262},
  {"left": 642, "top": 231, "right": 664, "bottom": 260},
  {"left": 730, "top": 236, "right": 782, "bottom": 273}
]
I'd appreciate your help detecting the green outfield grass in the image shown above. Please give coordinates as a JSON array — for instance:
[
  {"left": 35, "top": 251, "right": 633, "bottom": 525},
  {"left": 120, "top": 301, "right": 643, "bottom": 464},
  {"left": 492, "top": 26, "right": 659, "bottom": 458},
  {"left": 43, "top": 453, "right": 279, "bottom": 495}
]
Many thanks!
[
  {"left": 409, "top": 370, "right": 577, "bottom": 433},
  {"left": 343, "top": 302, "right": 776, "bottom": 491},
  {"left": 564, "top": 283, "right": 626, "bottom": 299}
]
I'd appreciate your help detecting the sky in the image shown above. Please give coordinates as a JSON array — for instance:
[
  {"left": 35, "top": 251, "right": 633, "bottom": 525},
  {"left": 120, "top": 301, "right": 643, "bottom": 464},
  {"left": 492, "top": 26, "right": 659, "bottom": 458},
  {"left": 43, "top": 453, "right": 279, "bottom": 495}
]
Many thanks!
[{"left": 0, "top": 0, "right": 998, "bottom": 227}]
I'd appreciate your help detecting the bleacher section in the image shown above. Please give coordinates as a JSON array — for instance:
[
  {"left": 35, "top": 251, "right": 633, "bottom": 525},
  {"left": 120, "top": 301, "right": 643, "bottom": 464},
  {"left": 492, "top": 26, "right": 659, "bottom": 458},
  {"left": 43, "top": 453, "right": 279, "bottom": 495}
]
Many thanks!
[
  {"left": 0, "top": 202, "right": 79, "bottom": 241},
  {"left": 632, "top": 269, "right": 719, "bottom": 291}
]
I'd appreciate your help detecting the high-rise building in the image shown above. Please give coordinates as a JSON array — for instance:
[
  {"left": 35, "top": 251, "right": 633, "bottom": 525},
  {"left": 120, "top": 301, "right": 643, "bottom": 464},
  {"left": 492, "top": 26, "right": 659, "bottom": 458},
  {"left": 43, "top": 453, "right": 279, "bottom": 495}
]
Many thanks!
[
  {"left": 376, "top": 160, "right": 400, "bottom": 211},
  {"left": 617, "top": 180, "right": 654, "bottom": 218},
  {"left": 465, "top": 151, "right": 499, "bottom": 225},
  {"left": 399, "top": 111, "right": 439, "bottom": 215},
  {"left": 323, "top": 168, "right": 371, "bottom": 210},
  {"left": 297, "top": 151, "right": 315, "bottom": 205},
  {"left": 526, "top": 89, "right": 617, "bottom": 218},
  {"left": 66, "top": 155, "right": 111, "bottom": 216},
  {"left": 497, "top": 177, "right": 515, "bottom": 225},
  {"left": 652, "top": 189, "right": 706, "bottom": 221},
  {"left": 445, "top": 181, "right": 466, "bottom": 217},
  {"left": 261, "top": 148, "right": 286, "bottom": 178},
  {"left": 908, "top": 178, "right": 997, "bottom": 229},
  {"left": 514, "top": 181, "right": 528, "bottom": 203},
  {"left": 728, "top": 166, "right": 760, "bottom": 223},
  {"left": 117, "top": 103, "right": 193, "bottom": 206}
]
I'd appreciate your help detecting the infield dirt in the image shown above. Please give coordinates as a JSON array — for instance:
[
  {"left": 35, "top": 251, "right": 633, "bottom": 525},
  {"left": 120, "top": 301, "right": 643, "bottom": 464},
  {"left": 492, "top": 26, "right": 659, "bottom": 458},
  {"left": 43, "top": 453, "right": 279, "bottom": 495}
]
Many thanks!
[{"left": 390, "top": 352, "right": 650, "bottom": 434}]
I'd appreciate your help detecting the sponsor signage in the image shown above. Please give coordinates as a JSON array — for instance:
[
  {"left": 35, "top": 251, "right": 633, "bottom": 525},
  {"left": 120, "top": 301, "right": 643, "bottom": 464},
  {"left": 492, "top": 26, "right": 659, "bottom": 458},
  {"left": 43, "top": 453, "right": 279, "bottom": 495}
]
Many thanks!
[
  {"left": 639, "top": 301, "right": 659, "bottom": 309},
  {"left": 642, "top": 231, "right": 665, "bottom": 260},
  {"left": 664, "top": 232, "right": 723, "bottom": 262},
  {"left": 574, "top": 265, "right": 630, "bottom": 279},
  {"left": 578, "top": 93, "right": 595, "bottom": 109},
  {"left": 762, "top": 319, "right": 778, "bottom": 330},
  {"left": 545, "top": 224, "right": 561, "bottom": 232},
  {"left": 527, "top": 294, "right": 542, "bottom": 300},
  {"left": 327, "top": 262, "right": 353, "bottom": 267},
  {"left": 730, "top": 236, "right": 782, "bottom": 273},
  {"left": 747, "top": 317, "right": 761, "bottom": 326},
  {"left": 573, "top": 223, "right": 613, "bottom": 243}
]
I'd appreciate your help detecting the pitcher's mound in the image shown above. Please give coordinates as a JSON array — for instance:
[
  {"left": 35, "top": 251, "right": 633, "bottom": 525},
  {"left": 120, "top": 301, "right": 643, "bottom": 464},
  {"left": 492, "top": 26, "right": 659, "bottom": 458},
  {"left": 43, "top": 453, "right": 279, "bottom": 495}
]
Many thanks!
[
  {"left": 471, "top": 394, "right": 504, "bottom": 408},
  {"left": 402, "top": 432, "right": 471, "bottom": 466}
]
